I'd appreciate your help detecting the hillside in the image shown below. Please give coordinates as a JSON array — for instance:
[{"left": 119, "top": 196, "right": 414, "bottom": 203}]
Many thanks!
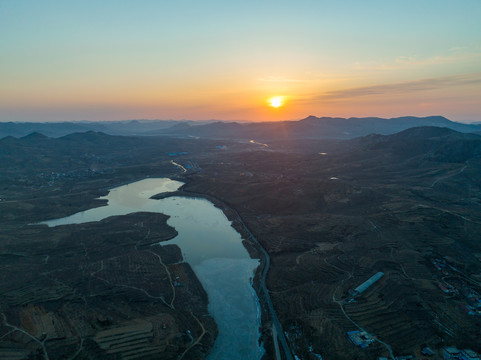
[
  {"left": 0, "top": 120, "right": 192, "bottom": 138},
  {"left": 159, "top": 116, "right": 481, "bottom": 140},
  {"left": 1, "top": 127, "right": 481, "bottom": 359},
  {"left": 355, "top": 126, "right": 481, "bottom": 162},
  {"left": 2, "top": 116, "right": 480, "bottom": 140}
]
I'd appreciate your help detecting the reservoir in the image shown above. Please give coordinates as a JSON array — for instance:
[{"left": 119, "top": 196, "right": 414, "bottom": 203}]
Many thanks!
[{"left": 42, "top": 178, "right": 264, "bottom": 360}]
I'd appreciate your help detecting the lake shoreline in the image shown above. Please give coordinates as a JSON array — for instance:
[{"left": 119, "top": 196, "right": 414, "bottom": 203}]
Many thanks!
[
  {"left": 42, "top": 178, "right": 266, "bottom": 360},
  {"left": 152, "top": 185, "right": 281, "bottom": 360}
]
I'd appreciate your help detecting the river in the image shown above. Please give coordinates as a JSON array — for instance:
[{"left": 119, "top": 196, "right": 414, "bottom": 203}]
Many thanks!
[{"left": 41, "top": 178, "right": 265, "bottom": 360}]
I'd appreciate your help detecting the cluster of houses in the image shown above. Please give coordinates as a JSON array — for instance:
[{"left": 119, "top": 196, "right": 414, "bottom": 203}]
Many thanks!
[
  {"left": 347, "top": 330, "right": 375, "bottom": 348},
  {"left": 347, "top": 329, "right": 481, "bottom": 360},
  {"left": 38, "top": 168, "right": 112, "bottom": 186},
  {"left": 442, "top": 347, "right": 480, "bottom": 360},
  {"left": 459, "top": 287, "right": 481, "bottom": 316},
  {"left": 172, "top": 276, "right": 183, "bottom": 287},
  {"left": 345, "top": 265, "right": 481, "bottom": 359},
  {"left": 374, "top": 347, "right": 480, "bottom": 360},
  {"left": 431, "top": 256, "right": 481, "bottom": 316}
]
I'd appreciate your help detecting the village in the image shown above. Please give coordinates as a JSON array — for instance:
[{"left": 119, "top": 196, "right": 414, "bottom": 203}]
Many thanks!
[{"left": 343, "top": 255, "right": 481, "bottom": 359}]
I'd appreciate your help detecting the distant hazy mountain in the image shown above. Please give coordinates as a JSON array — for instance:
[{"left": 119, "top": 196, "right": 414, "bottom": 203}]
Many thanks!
[
  {"left": 0, "top": 120, "right": 192, "bottom": 138},
  {"left": 158, "top": 115, "right": 481, "bottom": 140},
  {"left": 2, "top": 116, "right": 480, "bottom": 140},
  {"left": 2, "top": 126, "right": 480, "bottom": 175}
]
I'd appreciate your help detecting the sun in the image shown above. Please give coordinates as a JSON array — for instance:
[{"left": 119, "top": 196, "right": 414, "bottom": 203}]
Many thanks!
[{"left": 268, "top": 96, "right": 284, "bottom": 108}]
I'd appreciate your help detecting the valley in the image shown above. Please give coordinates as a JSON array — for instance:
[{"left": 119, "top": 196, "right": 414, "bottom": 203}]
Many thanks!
[{"left": 1, "top": 124, "right": 481, "bottom": 359}]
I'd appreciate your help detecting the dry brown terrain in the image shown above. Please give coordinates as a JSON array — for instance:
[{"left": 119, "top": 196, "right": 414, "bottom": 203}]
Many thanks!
[{"left": 1, "top": 128, "right": 481, "bottom": 359}]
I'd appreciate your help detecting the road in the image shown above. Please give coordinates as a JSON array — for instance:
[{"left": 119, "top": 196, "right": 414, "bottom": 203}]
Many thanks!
[
  {"left": 178, "top": 312, "right": 206, "bottom": 360},
  {"left": 171, "top": 160, "right": 187, "bottom": 173},
  {"left": 1, "top": 313, "right": 50, "bottom": 360},
  {"left": 237, "top": 210, "right": 294, "bottom": 360},
  {"left": 430, "top": 162, "right": 467, "bottom": 188}
]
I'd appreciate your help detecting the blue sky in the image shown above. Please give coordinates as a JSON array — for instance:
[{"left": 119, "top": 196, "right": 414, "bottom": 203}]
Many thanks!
[{"left": 1, "top": 0, "right": 480, "bottom": 121}]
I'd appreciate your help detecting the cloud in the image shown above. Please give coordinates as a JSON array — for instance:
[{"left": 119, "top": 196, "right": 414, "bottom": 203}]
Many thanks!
[
  {"left": 354, "top": 52, "right": 481, "bottom": 70},
  {"left": 319, "top": 73, "right": 481, "bottom": 100}
]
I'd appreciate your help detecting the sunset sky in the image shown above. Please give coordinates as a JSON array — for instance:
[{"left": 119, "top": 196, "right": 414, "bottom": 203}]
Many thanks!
[{"left": 1, "top": 1, "right": 480, "bottom": 122}]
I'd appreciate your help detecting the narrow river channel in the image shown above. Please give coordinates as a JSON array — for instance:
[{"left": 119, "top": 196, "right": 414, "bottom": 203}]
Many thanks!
[{"left": 41, "top": 178, "right": 265, "bottom": 360}]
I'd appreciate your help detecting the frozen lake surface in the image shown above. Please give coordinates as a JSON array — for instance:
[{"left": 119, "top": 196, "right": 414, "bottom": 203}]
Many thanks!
[{"left": 42, "top": 178, "right": 264, "bottom": 360}]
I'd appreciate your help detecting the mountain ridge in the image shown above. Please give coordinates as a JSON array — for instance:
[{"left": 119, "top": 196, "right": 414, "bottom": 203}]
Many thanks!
[
  {"left": 159, "top": 115, "right": 481, "bottom": 140},
  {"left": 2, "top": 116, "right": 480, "bottom": 140},
  {"left": 353, "top": 126, "right": 481, "bottom": 163}
]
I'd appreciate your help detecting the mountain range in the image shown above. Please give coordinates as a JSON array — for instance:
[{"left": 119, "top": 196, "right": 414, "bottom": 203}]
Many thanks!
[
  {"left": 1, "top": 116, "right": 480, "bottom": 140},
  {"left": 158, "top": 115, "right": 481, "bottom": 140}
]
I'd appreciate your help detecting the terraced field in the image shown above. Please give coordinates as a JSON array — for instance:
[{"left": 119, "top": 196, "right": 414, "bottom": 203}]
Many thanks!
[
  {"left": 0, "top": 213, "right": 217, "bottom": 359},
  {"left": 344, "top": 273, "right": 437, "bottom": 353}
]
